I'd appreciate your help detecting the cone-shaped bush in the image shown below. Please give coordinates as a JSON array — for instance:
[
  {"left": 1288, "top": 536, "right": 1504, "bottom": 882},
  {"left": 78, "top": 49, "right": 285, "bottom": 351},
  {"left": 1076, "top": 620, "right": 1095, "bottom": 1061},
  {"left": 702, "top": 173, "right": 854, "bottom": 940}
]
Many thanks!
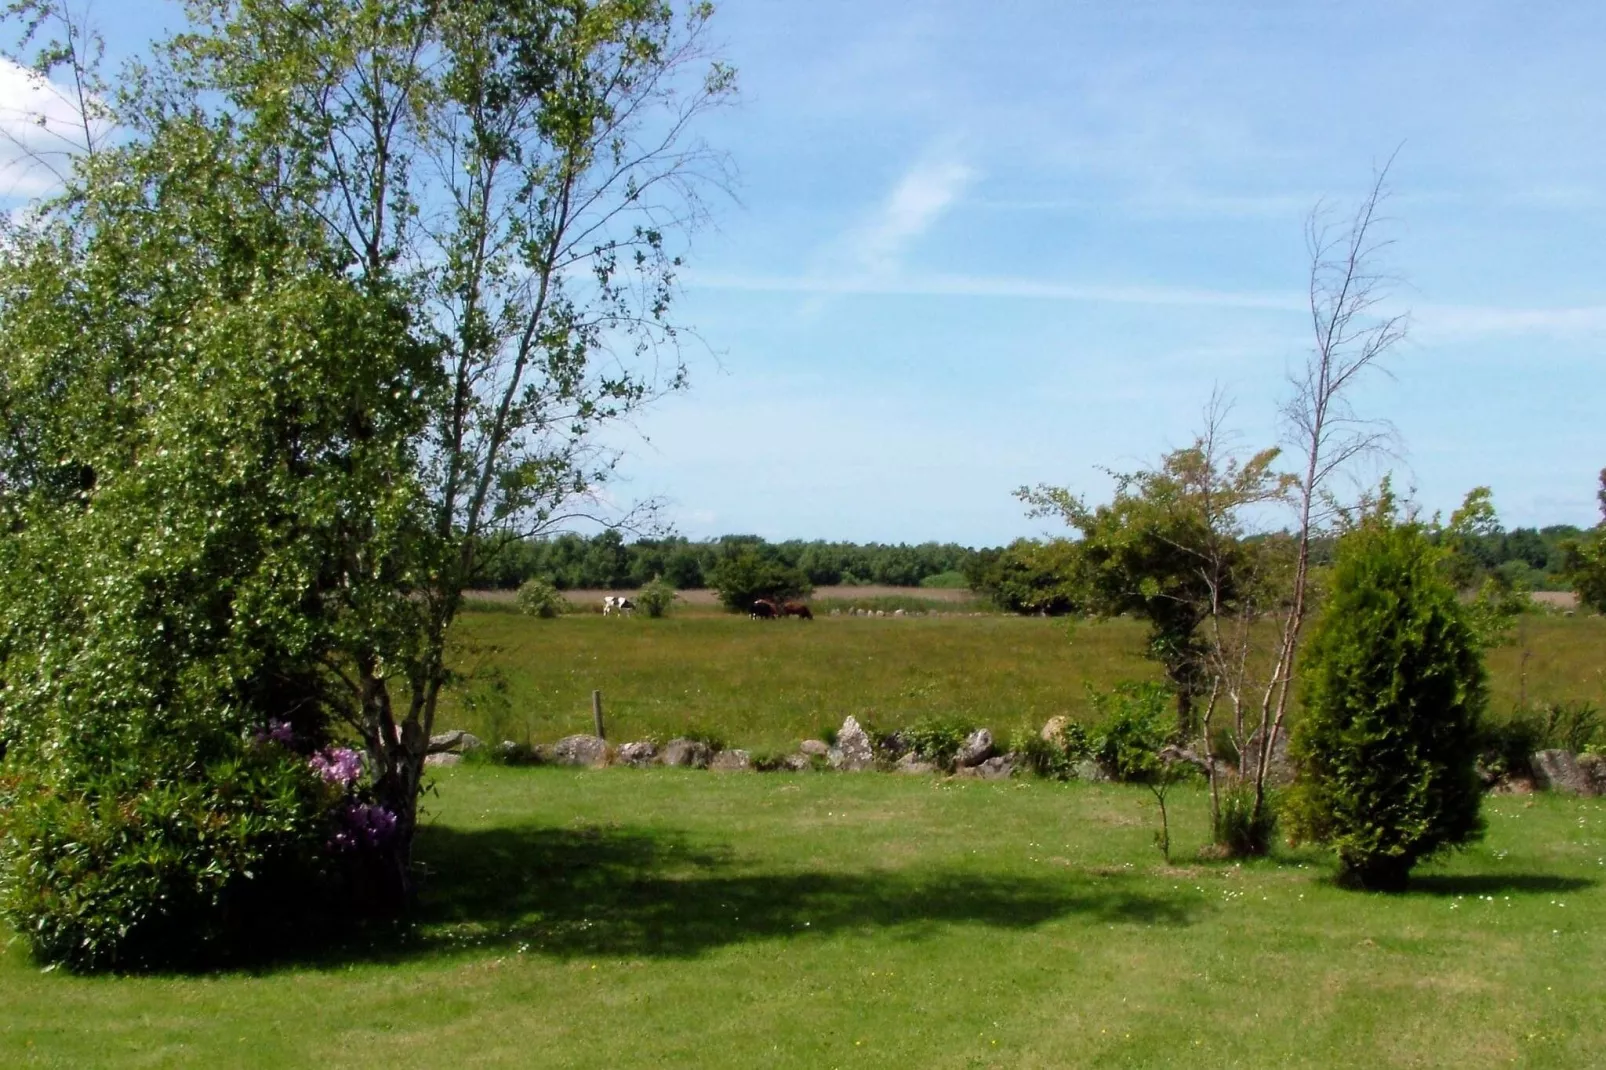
[{"left": 1285, "top": 509, "right": 1486, "bottom": 891}]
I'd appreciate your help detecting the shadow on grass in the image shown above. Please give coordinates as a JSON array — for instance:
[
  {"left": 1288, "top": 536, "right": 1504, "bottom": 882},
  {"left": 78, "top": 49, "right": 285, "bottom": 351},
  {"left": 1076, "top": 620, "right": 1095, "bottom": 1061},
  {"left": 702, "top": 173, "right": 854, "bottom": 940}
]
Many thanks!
[
  {"left": 1405, "top": 873, "right": 1596, "bottom": 897},
  {"left": 391, "top": 822, "right": 1200, "bottom": 961}
]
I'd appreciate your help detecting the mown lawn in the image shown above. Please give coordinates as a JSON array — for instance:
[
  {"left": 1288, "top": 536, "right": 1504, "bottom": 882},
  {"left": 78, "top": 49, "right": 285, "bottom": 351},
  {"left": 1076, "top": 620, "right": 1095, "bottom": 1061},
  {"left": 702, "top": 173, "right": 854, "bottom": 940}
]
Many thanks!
[
  {"left": 441, "top": 610, "right": 1606, "bottom": 751},
  {"left": 4, "top": 766, "right": 1603, "bottom": 1068}
]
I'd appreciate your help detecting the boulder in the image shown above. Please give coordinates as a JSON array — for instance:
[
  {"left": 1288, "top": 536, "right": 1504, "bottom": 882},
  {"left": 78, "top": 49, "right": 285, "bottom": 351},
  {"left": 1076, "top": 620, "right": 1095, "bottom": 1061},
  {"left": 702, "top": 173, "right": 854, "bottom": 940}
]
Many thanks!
[
  {"left": 1578, "top": 753, "right": 1606, "bottom": 795},
  {"left": 711, "top": 748, "right": 753, "bottom": 772},
  {"left": 1532, "top": 749, "right": 1592, "bottom": 795},
  {"left": 552, "top": 734, "right": 608, "bottom": 767},
  {"left": 424, "top": 752, "right": 462, "bottom": 767},
  {"left": 1040, "top": 716, "right": 1071, "bottom": 745},
  {"left": 893, "top": 608, "right": 906, "bottom": 617},
  {"left": 428, "top": 730, "right": 484, "bottom": 755},
  {"left": 661, "top": 738, "right": 713, "bottom": 769},
  {"left": 777, "top": 753, "right": 814, "bottom": 772},
  {"left": 957, "top": 754, "right": 1017, "bottom": 780},
  {"left": 955, "top": 728, "right": 995, "bottom": 768},
  {"left": 894, "top": 752, "right": 937, "bottom": 775},
  {"left": 1073, "top": 758, "right": 1110, "bottom": 783},
  {"left": 830, "top": 608, "right": 842, "bottom": 616},
  {"left": 616, "top": 740, "right": 658, "bottom": 768},
  {"left": 828, "top": 715, "right": 876, "bottom": 771},
  {"left": 799, "top": 739, "right": 831, "bottom": 757}
]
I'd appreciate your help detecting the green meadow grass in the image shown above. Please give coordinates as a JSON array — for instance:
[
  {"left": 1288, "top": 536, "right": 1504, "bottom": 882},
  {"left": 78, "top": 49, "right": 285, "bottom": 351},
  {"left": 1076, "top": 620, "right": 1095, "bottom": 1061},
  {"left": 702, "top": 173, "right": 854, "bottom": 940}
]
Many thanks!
[
  {"left": 3, "top": 766, "right": 1603, "bottom": 1069},
  {"left": 440, "top": 609, "right": 1606, "bottom": 752}
]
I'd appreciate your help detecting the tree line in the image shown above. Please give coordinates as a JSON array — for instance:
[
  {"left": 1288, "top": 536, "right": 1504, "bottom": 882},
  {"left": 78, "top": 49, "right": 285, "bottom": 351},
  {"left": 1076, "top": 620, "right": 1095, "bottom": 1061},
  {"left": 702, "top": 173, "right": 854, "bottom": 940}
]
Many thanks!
[
  {"left": 475, "top": 532, "right": 977, "bottom": 591},
  {"left": 473, "top": 521, "right": 1586, "bottom": 599}
]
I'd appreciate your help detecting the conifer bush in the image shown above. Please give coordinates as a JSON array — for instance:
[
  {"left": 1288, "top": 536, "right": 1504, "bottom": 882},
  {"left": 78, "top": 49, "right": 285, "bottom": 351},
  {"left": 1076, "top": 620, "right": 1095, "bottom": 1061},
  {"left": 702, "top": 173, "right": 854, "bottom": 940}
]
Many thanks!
[{"left": 1285, "top": 508, "right": 1487, "bottom": 891}]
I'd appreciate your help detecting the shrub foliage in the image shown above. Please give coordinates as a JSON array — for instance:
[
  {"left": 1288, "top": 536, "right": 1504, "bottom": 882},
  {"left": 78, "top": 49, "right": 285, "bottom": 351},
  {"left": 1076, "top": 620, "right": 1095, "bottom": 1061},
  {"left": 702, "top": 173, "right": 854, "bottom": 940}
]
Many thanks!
[{"left": 1285, "top": 508, "right": 1487, "bottom": 891}]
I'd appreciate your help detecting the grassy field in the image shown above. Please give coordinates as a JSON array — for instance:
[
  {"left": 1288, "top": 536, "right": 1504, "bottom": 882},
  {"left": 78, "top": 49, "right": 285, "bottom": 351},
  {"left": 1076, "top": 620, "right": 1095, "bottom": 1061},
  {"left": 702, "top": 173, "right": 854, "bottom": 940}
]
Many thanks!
[
  {"left": 440, "top": 609, "right": 1606, "bottom": 752},
  {"left": 4, "top": 766, "right": 1603, "bottom": 1068}
]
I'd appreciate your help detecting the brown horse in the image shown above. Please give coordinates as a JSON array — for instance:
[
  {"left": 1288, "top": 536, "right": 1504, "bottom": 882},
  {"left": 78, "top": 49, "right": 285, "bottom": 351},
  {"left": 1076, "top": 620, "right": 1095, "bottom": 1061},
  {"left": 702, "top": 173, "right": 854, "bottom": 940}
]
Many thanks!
[
  {"left": 779, "top": 601, "right": 813, "bottom": 620},
  {"left": 750, "top": 598, "right": 778, "bottom": 619}
]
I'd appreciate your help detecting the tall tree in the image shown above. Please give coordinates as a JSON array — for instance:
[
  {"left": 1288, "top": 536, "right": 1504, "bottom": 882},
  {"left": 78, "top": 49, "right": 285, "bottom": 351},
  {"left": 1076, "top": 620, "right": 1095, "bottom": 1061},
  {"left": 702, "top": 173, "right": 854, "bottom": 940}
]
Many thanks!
[{"left": 3, "top": 0, "right": 734, "bottom": 897}]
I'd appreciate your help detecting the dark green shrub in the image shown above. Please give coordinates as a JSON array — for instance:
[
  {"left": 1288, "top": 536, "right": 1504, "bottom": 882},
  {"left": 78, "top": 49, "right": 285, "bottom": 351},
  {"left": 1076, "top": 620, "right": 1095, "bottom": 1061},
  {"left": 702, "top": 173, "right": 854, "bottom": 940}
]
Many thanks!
[
  {"left": 515, "top": 577, "right": 567, "bottom": 618},
  {"left": 635, "top": 576, "right": 679, "bottom": 618},
  {"left": 1284, "top": 510, "right": 1486, "bottom": 891},
  {"left": 0, "top": 750, "right": 342, "bottom": 972},
  {"left": 707, "top": 549, "right": 811, "bottom": 612}
]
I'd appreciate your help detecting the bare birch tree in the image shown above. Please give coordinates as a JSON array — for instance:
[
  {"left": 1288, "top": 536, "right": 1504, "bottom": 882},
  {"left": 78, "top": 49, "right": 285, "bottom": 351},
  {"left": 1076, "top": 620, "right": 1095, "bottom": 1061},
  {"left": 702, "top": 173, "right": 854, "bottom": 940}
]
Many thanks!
[{"left": 1240, "top": 155, "right": 1409, "bottom": 826}]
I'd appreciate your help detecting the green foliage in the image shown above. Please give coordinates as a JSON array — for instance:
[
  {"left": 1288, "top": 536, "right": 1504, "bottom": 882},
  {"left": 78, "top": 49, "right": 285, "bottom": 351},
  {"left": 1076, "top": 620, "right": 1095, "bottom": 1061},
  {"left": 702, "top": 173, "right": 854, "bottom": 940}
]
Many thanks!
[
  {"left": 1214, "top": 782, "right": 1278, "bottom": 857},
  {"left": 635, "top": 576, "right": 680, "bottom": 619},
  {"left": 964, "top": 539, "right": 1084, "bottom": 615},
  {"left": 1560, "top": 470, "right": 1606, "bottom": 613},
  {"left": 707, "top": 548, "right": 812, "bottom": 612},
  {"left": 0, "top": 749, "right": 341, "bottom": 972},
  {"left": 476, "top": 532, "right": 983, "bottom": 591},
  {"left": 1285, "top": 506, "right": 1487, "bottom": 891},
  {"left": 515, "top": 578, "right": 567, "bottom": 619},
  {"left": 1011, "top": 721, "right": 1091, "bottom": 780},
  {"left": 1087, "top": 682, "right": 1174, "bottom": 783},
  {"left": 1019, "top": 443, "right": 1295, "bottom": 734},
  {"left": 899, "top": 716, "right": 978, "bottom": 771}
]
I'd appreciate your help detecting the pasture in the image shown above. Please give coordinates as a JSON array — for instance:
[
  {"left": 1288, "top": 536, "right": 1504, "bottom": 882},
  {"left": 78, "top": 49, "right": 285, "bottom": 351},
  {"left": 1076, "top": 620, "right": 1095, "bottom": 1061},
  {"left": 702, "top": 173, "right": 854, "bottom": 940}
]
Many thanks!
[
  {"left": 3, "top": 767, "right": 1603, "bottom": 1068},
  {"left": 439, "top": 603, "right": 1606, "bottom": 753}
]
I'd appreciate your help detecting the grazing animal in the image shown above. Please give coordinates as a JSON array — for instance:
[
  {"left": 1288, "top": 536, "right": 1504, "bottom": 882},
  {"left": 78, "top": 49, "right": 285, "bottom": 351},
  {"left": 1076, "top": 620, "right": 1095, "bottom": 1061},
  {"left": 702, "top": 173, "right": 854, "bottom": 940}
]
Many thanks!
[
  {"left": 750, "top": 598, "right": 778, "bottom": 619},
  {"left": 602, "top": 595, "right": 619, "bottom": 616},
  {"left": 616, "top": 597, "right": 635, "bottom": 616},
  {"left": 603, "top": 595, "right": 636, "bottom": 617},
  {"left": 780, "top": 601, "right": 813, "bottom": 620}
]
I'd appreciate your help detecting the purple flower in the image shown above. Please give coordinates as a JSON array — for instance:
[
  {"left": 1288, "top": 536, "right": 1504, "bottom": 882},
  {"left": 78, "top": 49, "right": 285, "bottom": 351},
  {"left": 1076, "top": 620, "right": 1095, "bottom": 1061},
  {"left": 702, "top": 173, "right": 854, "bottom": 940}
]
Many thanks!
[
  {"left": 254, "top": 719, "right": 296, "bottom": 746},
  {"left": 330, "top": 801, "right": 399, "bottom": 852},
  {"left": 309, "top": 746, "right": 363, "bottom": 787}
]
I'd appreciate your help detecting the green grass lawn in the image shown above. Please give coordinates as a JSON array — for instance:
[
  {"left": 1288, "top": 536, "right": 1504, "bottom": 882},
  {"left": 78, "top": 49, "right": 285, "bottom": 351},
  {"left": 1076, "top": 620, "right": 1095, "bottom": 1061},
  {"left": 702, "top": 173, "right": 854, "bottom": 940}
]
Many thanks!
[
  {"left": 4, "top": 766, "right": 1603, "bottom": 1068},
  {"left": 441, "top": 610, "right": 1606, "bottom": 751}
]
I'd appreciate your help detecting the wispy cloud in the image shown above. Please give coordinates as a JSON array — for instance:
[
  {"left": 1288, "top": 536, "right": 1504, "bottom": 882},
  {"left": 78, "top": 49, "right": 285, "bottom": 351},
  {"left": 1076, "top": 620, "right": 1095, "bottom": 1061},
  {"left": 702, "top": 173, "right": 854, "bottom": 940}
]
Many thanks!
[
  {"left": 840, "top": 152, "right": 974, "bottom": 276},
  {"left": 1415, "top": 303, "right": 1606, "bottom": 342},
  {"left": 688, "top": 269, "right": 1304, "bottom": 311}
]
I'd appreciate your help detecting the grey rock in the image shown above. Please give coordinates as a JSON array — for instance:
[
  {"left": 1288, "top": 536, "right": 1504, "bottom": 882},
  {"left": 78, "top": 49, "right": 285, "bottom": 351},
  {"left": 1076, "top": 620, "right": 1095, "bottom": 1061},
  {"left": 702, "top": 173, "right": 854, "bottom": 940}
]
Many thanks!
[
  {"left": 1532, "top": 749, "right": 1592, "bottom": 795},
  {"left": 776, "top": 753, "right": 814, "bottom": 772},
  {"left": 957, "top": 754, "right": 1017, "bottom": 780},
  {"left": 830, "top": 608, "right": 842, "bottom": 616},
  {"left": 828, "top": 715, "right": 876, "bottom": 771},
  {"left": 893, "top": 608, "right": 906, "bottom": 617},
  {"left": 1243, "top": 726, "right": 1294, "bottom": 787},
  {"left": 424, "top": 752, "right": 462, "bottom": 767},
  {"left": 955, "top": 728, "right": 995, "bottom": 768},
  {"left": 711, "top": 748, "right": 753, "bottom": 772},
  {"left": 617, "top": 740, "right": 658, "bottom": 768},
  {"left": 661, "top": 738, "right": 713, "bottom": 769},
  {"left": 894, "top": 752, "right": 937, "bottom": 775},
  {"left": 799, "top": 739, "right": 831, "bottom": 757},
  {"left": 1578, "top": 753, "right": 1606, "bottom": 795},
  {"left": 552, "top": 733, "right": 608, "bottom": 767},
  {"left": 1073, "top": 759, "right": 1110, "bottom": 783},
  {"left": 428, "top": 730, "right": 484, "bottom": 754}
]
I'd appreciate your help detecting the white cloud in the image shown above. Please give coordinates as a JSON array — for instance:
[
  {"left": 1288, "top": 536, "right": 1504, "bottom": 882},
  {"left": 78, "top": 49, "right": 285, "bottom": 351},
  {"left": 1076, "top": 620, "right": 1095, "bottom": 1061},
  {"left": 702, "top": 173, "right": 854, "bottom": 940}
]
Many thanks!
[
  {"left": 0, "top": 57, "right": 103, "bottom": 200},
  {"left": 840, "top": 152, "right": 974, "bottom": 277}
]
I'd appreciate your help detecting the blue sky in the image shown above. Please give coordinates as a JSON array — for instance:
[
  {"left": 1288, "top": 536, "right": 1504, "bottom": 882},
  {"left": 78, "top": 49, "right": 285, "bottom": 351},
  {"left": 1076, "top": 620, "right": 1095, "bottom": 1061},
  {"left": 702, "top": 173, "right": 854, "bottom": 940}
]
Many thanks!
[{"left": 5, "top": 1, "right": 1604, "bottom": 546}]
